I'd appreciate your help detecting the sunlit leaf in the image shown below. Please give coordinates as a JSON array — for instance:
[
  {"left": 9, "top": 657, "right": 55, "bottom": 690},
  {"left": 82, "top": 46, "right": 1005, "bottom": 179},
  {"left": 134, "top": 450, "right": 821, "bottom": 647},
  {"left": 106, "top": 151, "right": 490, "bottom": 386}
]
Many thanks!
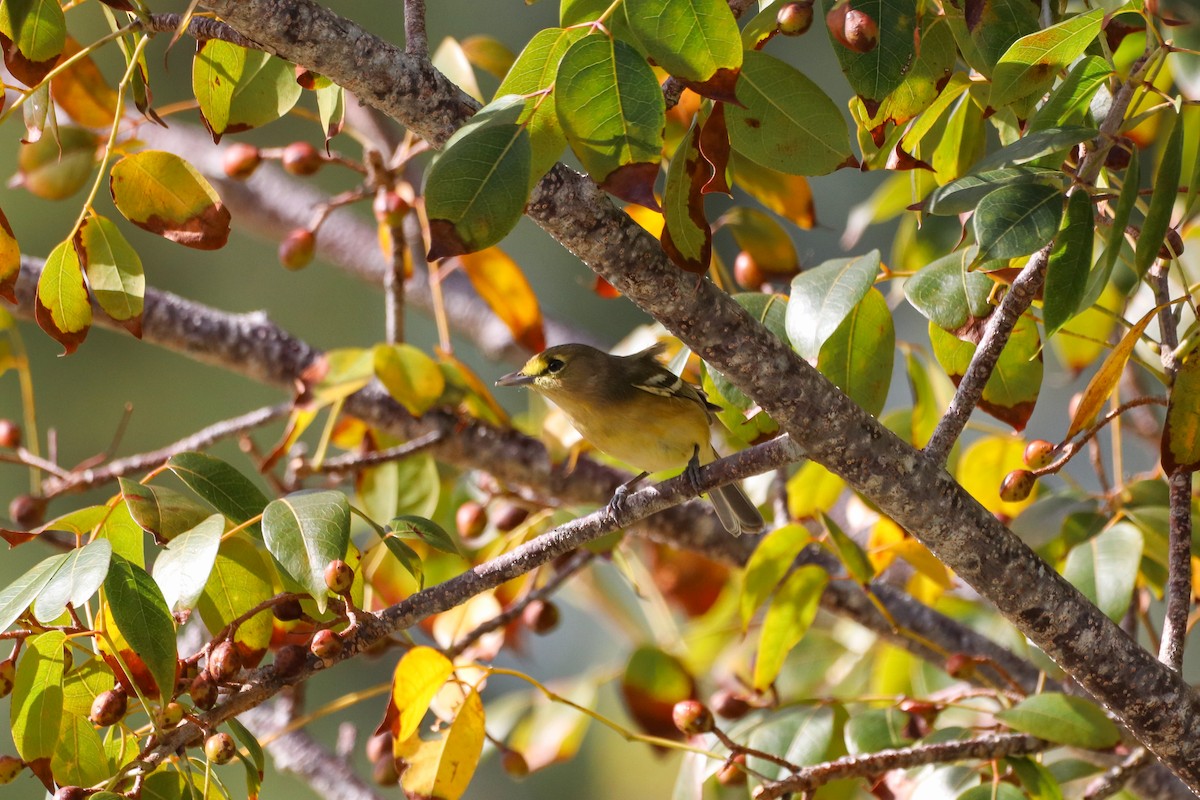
[
  {"left": 1028, "top": 55, "right": 1112, "bottom": 131},
  {"left": 197, "top": 534, "right": 273, "bottom": 668},
  {"left": 741, "top": 523, "right": 811, "bottom": 628},
  {"left": 152, "top": 514, "right": 223, "bottom": 613},
  {"left": 1162, "top": 355, "right": 1200, "bottom": 473},
  {"left": 35, "top": 239, "right": 91, "bottom": 354},
  {"left": 52, "top": 711, "right": 110, "bottom": 788},
  {"left": 816, "top": 287, "right": 894, "bottom": 417},
  {"left": 845, "top": 707, "right": 912, "bottom": 755},
  {"left": 1066, "top": 304, "right": 1162, "bottom": 440},
  {"left": 262, "top": 489, "right": 351, "bottom": 614},
  {"left": 661, "top": 117, "right": 711, "bottom": 273},
  {"left": 624, "top": 0, "right": 741, "bottom": 100},
  {"left": 315, "top": 81, "right": 345, "bottom": 147},
  {"left": 16, "top": 125, "right": 97, "bottom": 201},
  {"left": 786, "top": 461, "right": 846, "bottom": 521},
  {"left": 32, "top": 538, "right": 111, "bottom": 623},
  {"left": 432, "top": 36, "right": 483, "bottom": 102},
  {"left": 786, "top": 250, "right": 880, "bottom": 361},
  {"left": 192, "top": 39, "right": 302, "bottom": 141},
  {"left": 989, "top": 8, "right": 1104, "bottom": 110},
  {"left": 1133, "top": 109, "right": 1182, "bottom": 277},
  {"left": 996, "top": 693, "right": 1120, "bottom": 749},
  {"left": 120, "top": 478, "right": 214, "bottom": 543},
  {"left": 865, "top": 14, "right": 955, "bottom": 128},
  {"left": 398, "top": 687, "right": 486, "bottom": 800},
  {"left": 110, "top": 151, "right": 231, "bottom": 250},
  {"left": 924, "top": 167, "right": 1064, "bottom": 217},
  {"left": 753, "top": 565, "right": 827, "bottom": 691},
  {"left": 904, "top": 247, "right": 994, "bottom": 331},
  {"left": 621, "top": 646, "right": 695, "bottom": 738},
  {"left": 1062, "top": 522, "right": 1142, "bottom": 622},
  {"left": 457, "top": 247, "right": 545, "bottom": 352},
  {"left": 389, "top": 646, "right": 455, "bottom": 742},
  {"left": 717, "top": 206, "right": 798, "bottom": 273},
  {"left": 75, "top": 214, "right": 145, "bottom": 336},
  {"left": 731, "top": 152, "right": 816, "bottom": 229},
  {"left": 103, "top": 554, "right": 177, "bottom": 699},
  {"left": 727, "top": 50, "right": 851, "bottom": 176},
  {"left": 168, "top": 451, "right": 268, "bottom": 536},
  {"left": 0, "top": 554, "right": 65, "bottom": 633},
  {"left": 824, "top": 0, "right": 917, "bottom": 106},
  {"left": 956, "top": 435, "right": 1036, "bottom": 517},
  {"left": 373, "top": 343, "right": 446, "bottom": 416},
  {"left": 930, "top": 316, "right": 1042, "bottom": 431},
  {"left": 10, "top": 630, "right": 67, "bottom": 772},
  {"left": 51, "top": 37, "right": 119, "bottom": 127},
  {"left": 0, "top": 208, "right": 18, "bottom": 302},
  {"left": 0, "top": 0, "right": 65, "bottom": 86},
  {"left": 387, "top": 515, "right": 459, "bottom": 555},
  {"left": 462, "top": 35, "right": 516, "bottom": 79}
]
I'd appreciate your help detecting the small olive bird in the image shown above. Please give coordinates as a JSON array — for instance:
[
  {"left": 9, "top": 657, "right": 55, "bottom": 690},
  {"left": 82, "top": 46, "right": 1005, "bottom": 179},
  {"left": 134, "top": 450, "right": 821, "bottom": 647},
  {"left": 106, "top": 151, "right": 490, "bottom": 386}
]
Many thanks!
[{"left": 496, "top": 343, "right": 765, "bottom": 535}]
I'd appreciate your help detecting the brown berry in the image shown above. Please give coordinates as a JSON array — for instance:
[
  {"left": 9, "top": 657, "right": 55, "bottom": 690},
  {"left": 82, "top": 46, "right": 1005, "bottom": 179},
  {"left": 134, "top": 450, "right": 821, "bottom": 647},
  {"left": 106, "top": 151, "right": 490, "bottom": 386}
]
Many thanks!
[
  {"left": 157, "top": 702, "right": 185, "bottom": 728},
  {"left": 1023, "top": 440, "right": 1056, "bottom": 469},
  {"left": 501, "top": 750, "right": 529, "bottom": 779},
  {"left": 274, "top": 597, "right": 304, "bottom": 622},
  {"left": 0, "top": 659, "right": 14, "bottom": 698},
  {"left": 716, "top": 753, "right": 747, "bottom": 786},
  {"left": 0, "top": 754, "right": 23, "bottom": 785},
  {"left": 456, "top": 501, "right": 488, "bottom": 540},
  {"left": 324, "top": 559, "right": 354, "bottom": 595},
  {"left": 999, "top": 470, "right": 1035, "bottom": 503},
  {"left": 1159, "top": 227, "right": 1185, "bottom": 260},
  {"left": 734, "top": 250, "right": 766, "bottom": 290},
  {"left": 521, "top": 599, "right": 560, "bottom": 635},
  {"left": 372, "top": 753, "right": 400, "bottom": 785},
  {"left": 366, "top": 731, "right": 394, "bottom": 764},
  {"left": 709, "top": 688, "right": 751, "bottom": 720},
  {"left": 222, "top": 143, "right": 262, "bottom": 180},
  {"left": 190, "top": 672, "right": 218, "bottom": 710},
  {"left": 281, "top": 141, "right": 323, "bottom": 176},
  {"left": 373, "top": 190, "right": 410, "bottom": 226},
  {"left": 8, "top": 494, "right": 46, "bottom": 529},
  {"left": 310, "top": 629, "right": 343, "bottom": 664},
  {"left": 842, "top": 9, "right": 879, "bottom": 52},
  {"left": 273, "top": 644, "right": 308, "bottom": 678},
  {"left": 208, "top": 641, "right": 242, "bottom": 683},
  {"left": 55, "top": 787, "right": 87, "bottom": 800},
  {"left": 204, "top": 731, "right": 236, "bottom": 764},
  {"left": 0, "top": 419, "right": 20, "bottom": 449},
  {"left": 279, "top": 229, "right": 316, "bottom": 270},
  {"left": 672, "top": 699, "right": 714, "bottom": 735},
  {"left": 89, "top": 687, "right": 128, "bottom": 727},
  {"left": 492, "top": 502, "right": 529, "bottom": 532},
  {"left": 1104, "top": 136, "right": 1133, "bottom": 171},
  {"left": 777, "top": 2, "right": 814, "bottom": 35}
]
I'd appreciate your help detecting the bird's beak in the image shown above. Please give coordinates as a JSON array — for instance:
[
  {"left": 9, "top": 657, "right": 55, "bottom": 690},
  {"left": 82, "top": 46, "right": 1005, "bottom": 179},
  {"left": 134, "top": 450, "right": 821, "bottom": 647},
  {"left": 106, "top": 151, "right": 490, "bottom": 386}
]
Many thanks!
[{"left": 496, "top": 370, "right": 534, "bottom": 387}]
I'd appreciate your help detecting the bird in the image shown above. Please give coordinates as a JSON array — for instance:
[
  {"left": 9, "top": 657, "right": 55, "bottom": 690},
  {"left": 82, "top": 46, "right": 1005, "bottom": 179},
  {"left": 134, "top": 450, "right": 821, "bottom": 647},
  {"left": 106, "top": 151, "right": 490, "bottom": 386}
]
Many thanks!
[{"left": 496, "top": 343, "right": 764, "bottom": 535}]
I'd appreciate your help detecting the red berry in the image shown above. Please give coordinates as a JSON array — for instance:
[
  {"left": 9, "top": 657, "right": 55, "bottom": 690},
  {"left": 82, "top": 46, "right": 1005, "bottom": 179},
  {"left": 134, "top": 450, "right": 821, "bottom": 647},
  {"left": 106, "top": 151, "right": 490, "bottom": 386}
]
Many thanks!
[
  {"left": 324, "top": 559, "right": 354, "bottom": 595},
  {"left": 456, "top": 501, "right": 488, "bottom": 540},
  {"left": 716, "top": 754, "right": 747, "bottom": 786},
  {"left": 274, "top": 597, "right": 304, "bottom": 622},
  {"left": 372, "top": 753, "right": 400, "bottom": 785},
  {"left": 709, "top": 688, "right": 751, "bottom": 720},
  {"left": 281, "top": 141, "right": 323, "bottom": 176},
  {"left": 0, "top": 754, "right": 22, "bottom": 785},
  {"left": 8, "top": 494, "right": 46, "bottom": 529},
  {"left": 310, "top": 629, "right": 343, "bottom": 664},
  {"left": 777, "top": 2, "right": 814, "bottom": 35},
  {"left": 279, "top": 229, "right": 316, "bottom": 270},
  {"left": 734, "top": 251, "right": 766, "bottom": 290},
  {"left": 222, "top": 143, "right": 262, "bottom": 180},
  {"left": 672, "top": 699, "right": 714, "bottom": 735},
  {"left": 0, "top": 659, "right": 14, "bottom": 698},
  {"left": 0, "top": 419, "right": 20, "bottom": 449},
  {"left": 366, "top": 731, "right": 393, "bottom": 763},
  {"left": 157, "top": 702, "right": 184, "bottom": 728},
  {"left": 373, "top": 190, "right": 410, "bottom": 226},
  {"left": 842, "top": 9, "right": 879, "bottom": 52},
  {"left": 521, "top": 599, "right": 560, "bottom": 635},
  {"left": 190, "top": 672, "right": 218, "bottom": 710},
  {"left": 492, "top": 502, "right": 529, "bottom": 532}
]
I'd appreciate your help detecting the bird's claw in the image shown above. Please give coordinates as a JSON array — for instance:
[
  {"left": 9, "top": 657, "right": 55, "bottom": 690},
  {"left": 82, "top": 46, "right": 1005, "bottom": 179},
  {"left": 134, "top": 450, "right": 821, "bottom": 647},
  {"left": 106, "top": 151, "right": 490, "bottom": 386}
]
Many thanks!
[{"left": 605, "top": 483, "right": 631, "bottom": 524}]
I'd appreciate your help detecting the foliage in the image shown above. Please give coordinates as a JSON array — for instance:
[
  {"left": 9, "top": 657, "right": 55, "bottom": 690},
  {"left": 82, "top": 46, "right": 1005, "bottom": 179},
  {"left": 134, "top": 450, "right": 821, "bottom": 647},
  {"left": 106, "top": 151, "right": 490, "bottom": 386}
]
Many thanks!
[{"left": 1, "top": 0, "right": 1200, "bottom": 799}]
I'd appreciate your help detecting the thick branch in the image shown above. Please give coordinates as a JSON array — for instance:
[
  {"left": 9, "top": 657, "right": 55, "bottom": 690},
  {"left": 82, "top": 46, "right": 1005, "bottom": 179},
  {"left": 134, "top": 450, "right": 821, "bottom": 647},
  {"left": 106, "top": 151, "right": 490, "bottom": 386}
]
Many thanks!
[{"left": 190, "top": 1, "right": 1200, "bottom": 789}]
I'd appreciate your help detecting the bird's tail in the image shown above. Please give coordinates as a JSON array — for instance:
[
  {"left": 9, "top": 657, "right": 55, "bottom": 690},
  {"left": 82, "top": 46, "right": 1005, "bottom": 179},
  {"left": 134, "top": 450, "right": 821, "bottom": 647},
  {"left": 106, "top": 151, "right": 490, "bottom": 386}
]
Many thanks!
[{"left": 709, "top": 482, "right": 765, "bottom": 537}]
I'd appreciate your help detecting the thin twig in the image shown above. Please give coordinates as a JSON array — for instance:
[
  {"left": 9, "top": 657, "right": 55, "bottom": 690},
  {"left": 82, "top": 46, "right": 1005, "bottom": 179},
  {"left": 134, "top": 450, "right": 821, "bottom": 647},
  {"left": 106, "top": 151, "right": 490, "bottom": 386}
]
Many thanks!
[
  {"left": 404, "top": 0, "right": 428, "bottom": 59},
  {"left": 754, "top": 733, "right": 1049, "bottom": 800},
  {"left": 1084, "top": 748, "right": 1152, "bottom": 800},
  {"left": 298, "top": 430, "right": 443, "bottom": 476}
]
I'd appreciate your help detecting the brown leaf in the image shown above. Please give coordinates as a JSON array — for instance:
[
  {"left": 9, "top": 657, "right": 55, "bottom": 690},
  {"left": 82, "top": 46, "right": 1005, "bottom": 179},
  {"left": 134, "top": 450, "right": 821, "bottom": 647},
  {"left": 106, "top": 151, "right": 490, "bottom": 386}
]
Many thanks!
[
  {"left": 681, "top": 66, "right": 741, "bottom": 105},
  {"left": 699, "top": 103, "right": 731, "bottom": 195},
  {"left": 600, "top": 161, "right": 661, "bottom": 211}
]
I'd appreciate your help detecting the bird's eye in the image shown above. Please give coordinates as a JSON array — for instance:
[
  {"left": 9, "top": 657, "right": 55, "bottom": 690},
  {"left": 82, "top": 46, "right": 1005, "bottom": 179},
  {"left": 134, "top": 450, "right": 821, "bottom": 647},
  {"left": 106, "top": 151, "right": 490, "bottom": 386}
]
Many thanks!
[{"left": 545, "top": 358, "right": 565, "bottom": 374}]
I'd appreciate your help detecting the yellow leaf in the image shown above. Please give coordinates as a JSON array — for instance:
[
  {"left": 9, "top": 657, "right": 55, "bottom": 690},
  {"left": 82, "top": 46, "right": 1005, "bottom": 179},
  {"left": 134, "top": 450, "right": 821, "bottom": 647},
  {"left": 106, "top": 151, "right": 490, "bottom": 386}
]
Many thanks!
[
  {"left": 373, "top": 343, "right": 445, "bottom": 416},
  {"left": 786, "top": 461, "right": 845, "bottom": 520},
  {"left": 957, "top": 436, "right": 1036, "bottom": 517},
  {"left": 398, "top": 688, "right": 485, "bottom": 800},
  {"left": 753, "top": 565, "right": 827, "bottom": 691},
  {"left": 390, "top": 646, "right": 455, "bottom": 743},
  {"left": 51, "top": 38, "right": 119, "bottom": 127},
  {"left": 457, "top": 246, "right": 545, "bottom": 353},
  {"left": 732, "top": 152, "right": 816, "bottom": 228}
]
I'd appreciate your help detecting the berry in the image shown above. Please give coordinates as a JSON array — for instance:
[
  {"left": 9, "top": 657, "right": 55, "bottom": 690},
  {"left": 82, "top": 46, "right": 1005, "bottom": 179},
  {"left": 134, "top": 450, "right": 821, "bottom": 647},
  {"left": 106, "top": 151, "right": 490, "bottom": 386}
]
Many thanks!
[
  {"left": 521, "top": 599, "right": 560, "bottom": 634},
  {"left": 0, "top": 754, "right": 23, "bottom": 785},
  {"left": 1023, "top": 440, "right": 1056, "bottom": 469},
  {"left": 373, "top": 190, "right": 410, "bottom": 226},
  {"left": 709, "top": 688, "right": 751, "bottom": 720},
  {"left": 777, "top": 2, "right": 814, "bottom": 35},
  {"left": 672, "top": 699, "right": 714, "bottom": 735},
  {"left": 716, "top": 754, "right": 747, "bottom": 786},
  {"left": 310, "top": 629, "right": 343, "bottom": 664},
  {"left": 89, "top": 687, "right": 128, "bottom": 727},
  {"left": 204, "top": 732, "right": 236, "bottom": 764},
  {"left": 456, "top": 501, "right": 488, "bottom": 540},
  {"left": 1104, "top": 136, "right": 1133, "bottom": 171},
  {"left": 366, "top": 731, "right": 393, "bottom": 764},
  {"left": 324, "top": 559, "right": 354, "bottom": 595},
  {"left": 222, "top": 143, "right": 262, "bottom": 180},
  {"left": 9, "top": 494, "right": 46, "bottom": 529},
  {"left": 190, "top": 672, "right": 218, "bottom": 710},
  {"left": 492, "top": 502, "right": 529, "bottom": 532},
  {"left": 945, "top": 652, "right": 976, "bottom": 679},
  {"left": 734, "top": 251, "right": 766, "bottom": 290},
  {"left": 842, "top": 9, "right": 879, "bottom": 52},
  {"left": 0, "top": 659, "right": 14, "bottom": 698},
  {"left": 372, "top": 753, "right": 400, "bottom": 786},
  {"left": 208, "top": 641, "right": 242, "bottom": 683},
  {"left": 999, "top": 470, "right": 1035, "bottom": 503},
  {"left": 157, "top": 702, "right": 185, "bottom": 728},
  {"left": 55, "top": 787, "right": 87, "bottom": 800},
  {"left": 281, "top": 142, "right": 323, "bottom": 176},
  {"left": 274, "top": 597, "right": 304, "bottom": 622},
  {"left": 279, "top": 229, "right": 316, "bottom": 270},
  {"left": 501, "top": 750, "right": 529, "bottom": 778},
  {"left": 0, "top": 419, "right": 20, "bottom": 449},
  {"left": 273, "top": 644, "right": 308, "bottom": 678}
]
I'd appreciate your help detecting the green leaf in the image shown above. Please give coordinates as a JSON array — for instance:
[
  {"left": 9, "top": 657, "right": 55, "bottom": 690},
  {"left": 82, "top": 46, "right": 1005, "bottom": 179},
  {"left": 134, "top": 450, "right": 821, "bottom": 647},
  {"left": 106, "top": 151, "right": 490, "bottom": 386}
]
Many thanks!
[
  {"left": 35, "top": 238, "right": 91, "bottom": 354},
  {"left": 996, "top": 693, "right": 1120, "bottom": 749},
  {"left": 358, "top": 452, "right": 440, "bottom": 522},
  {"left": 1029, "top": 55, "right": 1113, "bottom": 131},
  {"left": 109, "top": 151, "right": 231, "bottom": 250},
  {"left": 387, "top": 515, "right": 459, "bottom": 555},
  {"left": 956, "top": 0, "right": 1040, "bottom": 79},
  {"left": 152, "top": 514, "right": 224, "bottom": 613},
  {"left": 745, "top": 705, "right": 841, "bottom": 779},
  {"left": 960, "top": 785, "right": 1027, "bottom": 800},
  {"left": 624, "top": 0, "right": 741, "bottom": 97},
  {"left": 1007, "top": 756, "right": 1064, "bottom": 800},
  {"left": 816, "top": 287, "right": 894, "bottom": 417},
  {"left": 315, "top": 81, "right": 345, "bottom": 146},
  {"left": 262, "top": 489, "right": 351, "bottom": 613},
  {"left": 75, "top": 214, "right": 145, "bottom": 334},
  {"left": 424, "top": 114, "right": 532, "bottom": 259},
  {"left": 821, "top": 512, "right": 874, "bottom": 584},
  {"left": 381, "top": 535, "right": 425, "bottom": 588},
  {"left": 989, "top": 8, "right": 1105, "bottom": 110},
  {"left": 0, "top": 554, "right": 66, "bottom": 632},
  {"left": 727, "top": 49, "right": 851, "bottom": 176},
  {"left": 1086, "top": 147, "right": 1138, "bottom": 310},
  {"left": 1062, "top": 522, "right": 1142, "bottom": 622},
  {"left": 168, "top": 451, "right": 269, "bottom": 536},
  {"left": 845, "top": 708, "right": 912, "bottom": 755},
  {"left": 903, "top": 247, "right": 994, "bottom": 330},
  {"left": 33, "top": 538, "right": 112, "bottom": 623},
  {"left": 716, "top": 206, "right": 799, "bottom": 272},
  {"left": 1163, "top": 354, "right": 1200, "bottom": 473},
  {"left": 373, "top": 343, "right": 446, "bottom": 416},
  {"left": 120, "top": 478, "right": 216, "bottom": 542},
  {"left": 197, "top": 535, "right": 273, "bottom": 667},
  {"left": 1134, "top": 109, "right": 1183, "bottom": 277},
  {"left": 824, "top": 0, "right": 917, "bottom": 105},
  {"left": 661, "top": 117, "right": 711, "bottom": 273},
  {"left": 97, "top": 500, "right": 145, "bottom": 567},
  {"left": 1043, "top": 190, "right": 1095, "bottom": 338},
  {"left": 52, "top": 712, "right": 111, "bottom": 788},
  {"left": 103, "top": 554, "right": 177, "bottom": 700},
  {"left": 866, "top": 14, "right": 956, "bottom": 127},
  {"left": 972, "top": 126, "right": 1097, "bottom": 174},
  {"left": 227, "top": 716, "right": 265, "bottom": 800},
  {"left": 752, "top": 565, "right": 828, "bottom": 691},
  {"left": 10, "top": 630, "right": 67, "bottom": 764},
  {"left": 973, "top": 183, "right": 1063, "bottom": 262},
  {"left": 0, "top": 0, "right": 66, "bottom": 86},
  {"left": 741, "top": 523, "right": 812, "bottom": 629},
  {"left": 930, "top": 316, "right": 1043, "bottom": 432},
  {"left": 925, "top": 167, "right": 1065, "bottom": 216},
  {"left": 786, "top": 250, "right": 880, "bottom": 361},
  {"left": 555, "top": 34, "right": 664, "bottom": 209},
  {"left": 192, "top": 40, "right": 302, "bottom": 141},
  {"left": 495, "top": 27, "right": 586, "bottom": 183}
]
